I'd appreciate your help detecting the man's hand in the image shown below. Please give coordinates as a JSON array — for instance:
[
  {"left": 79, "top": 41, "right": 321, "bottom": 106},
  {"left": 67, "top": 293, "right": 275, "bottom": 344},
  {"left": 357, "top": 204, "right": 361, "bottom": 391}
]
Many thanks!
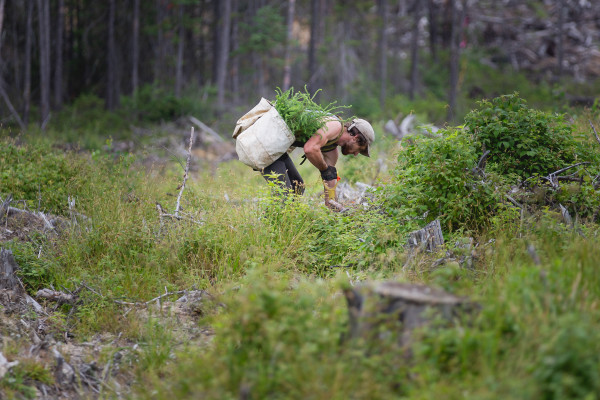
[{"left": 323, "top": 179, "right": 345, "bottom": 212}]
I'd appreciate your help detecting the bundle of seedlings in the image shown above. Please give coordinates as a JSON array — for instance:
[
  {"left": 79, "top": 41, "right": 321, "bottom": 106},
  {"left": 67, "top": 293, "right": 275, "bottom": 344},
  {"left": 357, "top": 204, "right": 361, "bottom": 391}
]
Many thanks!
[{"left": 273, "top": 87, "right": 351, "bottom": 142}]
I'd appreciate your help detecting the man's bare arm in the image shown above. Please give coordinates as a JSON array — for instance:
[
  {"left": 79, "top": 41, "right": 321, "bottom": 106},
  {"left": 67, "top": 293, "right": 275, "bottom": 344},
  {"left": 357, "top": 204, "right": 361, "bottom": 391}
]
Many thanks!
[{"left": 303, "top": 120, "right": 342, "bottom": 171}]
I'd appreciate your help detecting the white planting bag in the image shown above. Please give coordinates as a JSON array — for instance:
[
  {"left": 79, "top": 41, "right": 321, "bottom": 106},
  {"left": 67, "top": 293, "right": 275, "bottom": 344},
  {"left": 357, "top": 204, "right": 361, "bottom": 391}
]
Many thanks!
[{"left": 233, "top": 98, "right": 295, "bottom": 170}]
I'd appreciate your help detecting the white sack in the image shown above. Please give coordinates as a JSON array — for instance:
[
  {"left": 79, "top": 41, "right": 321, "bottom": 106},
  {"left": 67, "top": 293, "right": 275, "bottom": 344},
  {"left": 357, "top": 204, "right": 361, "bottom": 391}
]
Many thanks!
[{"left": 234, "top": 99, "right": 295, "bottom": 170}]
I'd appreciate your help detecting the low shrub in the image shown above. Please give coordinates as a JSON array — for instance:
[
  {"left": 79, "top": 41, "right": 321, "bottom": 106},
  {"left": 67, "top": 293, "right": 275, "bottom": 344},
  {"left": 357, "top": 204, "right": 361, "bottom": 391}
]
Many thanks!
[
  {"left": 0, "top": 138, "right": 87, "bottom": 213},
  {"left": 465, "top": 93, "right": 578, "bottom": 179},
  {"left": 380, "top": 127, "right": 502, "bottom": 232}
]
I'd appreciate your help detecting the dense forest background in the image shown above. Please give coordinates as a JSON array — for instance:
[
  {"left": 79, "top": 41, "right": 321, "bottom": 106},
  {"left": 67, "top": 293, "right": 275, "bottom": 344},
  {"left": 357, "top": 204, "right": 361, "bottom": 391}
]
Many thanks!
[{"left": 1, "top": 0, "right": 600, "bottom": 136}]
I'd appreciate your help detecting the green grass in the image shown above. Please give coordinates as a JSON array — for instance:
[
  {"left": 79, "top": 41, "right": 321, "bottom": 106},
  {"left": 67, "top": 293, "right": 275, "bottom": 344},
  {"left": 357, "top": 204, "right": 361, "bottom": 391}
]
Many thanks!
[{"left": 0, "top": 98, "right": 599, "bottom": 398}]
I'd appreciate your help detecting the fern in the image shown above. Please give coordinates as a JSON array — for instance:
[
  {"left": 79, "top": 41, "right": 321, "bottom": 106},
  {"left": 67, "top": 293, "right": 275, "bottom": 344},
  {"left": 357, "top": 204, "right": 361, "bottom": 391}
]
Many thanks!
[{"left": 273, "top": 87, "right": 351, "bottom": 142}]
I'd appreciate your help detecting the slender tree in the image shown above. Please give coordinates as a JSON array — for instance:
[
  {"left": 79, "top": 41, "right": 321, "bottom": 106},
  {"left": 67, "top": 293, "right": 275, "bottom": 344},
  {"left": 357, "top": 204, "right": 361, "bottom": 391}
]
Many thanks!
[
  {"left": 216, "top": 0, "right": 231, "bottom": 109},
  {"left": 54, "top": 0, "right": 64, "bottom": 108},
  {"left": 282, "top": 0, "right": 296, "bottom": 91},
  {"left": 230, "top": 0, "right": 240, "bottom": 96},
  {"left": 308, "top": 0, "right": 320, "bottom": 93},
  {"left": 378, "top": 0, "right": 388, "bottom": 109},
  {"left": 175, "top": 2, "right": 185, "bottom": 98},
  {"left": 409, "top": 0, "right": 421, "bottom": 100},
  {"left": 23, "top": 0, "right": 33, "bottom": 125},
  {"left": 556, "top": 0, "right": 565, "bottom": 78},
  {"left": 132, "top": 0, "right": 140, "bottom": 94},
  {"left": 106, "top": 0, "right": 118, "bottom": 110},
  {"left": 428, "top": 0, "right": 438, "bottom": 63},
  {"left": 447, "top": 0, "right": 461, "bottom": 122},
  {"left": 36, "top": 0, "right": 51, "bottom": 127}
]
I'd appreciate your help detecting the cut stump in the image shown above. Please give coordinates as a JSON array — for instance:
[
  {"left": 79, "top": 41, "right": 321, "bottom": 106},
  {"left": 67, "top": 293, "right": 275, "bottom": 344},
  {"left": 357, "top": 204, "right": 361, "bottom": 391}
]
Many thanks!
[
  {"left": 344, "top": 281, "right": 472, "bottom": 348},
  {"left": 407, "top": 219, "right": 444, "bottom": 252}
]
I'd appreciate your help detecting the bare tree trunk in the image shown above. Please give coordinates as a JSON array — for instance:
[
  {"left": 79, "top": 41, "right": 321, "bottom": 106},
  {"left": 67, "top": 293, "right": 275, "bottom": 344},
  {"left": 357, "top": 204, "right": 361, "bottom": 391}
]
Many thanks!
[
  {"left": 556, "top": 0, "right": 565, "bottom": 78},
  {"left": 154, "top": 0, "right": 165, "bottom": 84},
  {"left": 132, "top": 0, "right": 140, "bottom": 94},
  {"left": 211, "top": 0, "right": 220, "bottom": 85},
  {"left": 428, "top": 0, "right": 438, "bottom": 63},
  {"left": 23, "top": 0, "right": 33, "bottom": 125},
  {"left": 230, "top": 0, "right": 240, "bottom": 96},
  {"left": 175, "top": 3, "right": 185, "bottom": 98},
  {"left": 0, "top": 0, "right": 5, "bottom": 54},
  {"left": 0, "top": 0, "right": 25, "bottom": 130},
  {"left": 216, "top": 0, "right": 231, "bottom": 110},
  {"left": 36, "top": 0, "right": 51, "bottom": 127},
  {"left": 54, "top": 0, "right": 64, "bottom": 109},
  {"left": 408, "top": 0, "right": 421, "bottom": 100},
  {"left": 447, "top": 0, "right": 459, "bottom": 122},
  {"left": 378, "top": 0, "right": 388, "bottom": 109},
  {"left": 308, "top": 0, "right": 320, "bottom": 93},
  {"left": 282, "top": 0, "right": 296, "bottom": 91},
  {"left": 106, "top": 0, "right": 118, "bottom": 110}
]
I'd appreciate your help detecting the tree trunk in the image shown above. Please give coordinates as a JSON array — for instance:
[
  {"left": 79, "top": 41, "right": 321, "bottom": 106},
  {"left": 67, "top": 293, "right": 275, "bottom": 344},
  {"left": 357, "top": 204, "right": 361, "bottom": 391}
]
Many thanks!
[
  {"left": 23, "top": 0, "right": 33, "bottom": 125},
  {"left": 54, "top": 0, "right": 64, "bottom": 109},
  {"left": 427, "top": 0, "right": 438, "bottom": 63},
  {"left": 556, "top": 0, "right": 565, "bottom": 78},
  {"left": 308, "top": 0, "right": 320, "bottom": 93},
  {"left": 0, "top": 0, "right": 5, "bottom": 55},
  {"left": 175, "top": 3, "right": 185, "bottom": 98},
  {"left": 211, "top": 0, "right": 220, "bottom": 85},
  {"left": 216, "top": 0, "right": 231, "bottom": 110},
  {"left": 36, "top": 0, "right": 51, "bottom": 127},
  {"left": 408, "top": 0, "right": 421, "bottom": 100},
  {"left": 230, "top": 0, "right": 240, "bottom": 96},
  {"left": 132, "top": 0, "right": 140, "bottom": 94},
  {"left": 106, "top": 0, "right": 118, "bottom": 110},
  {"left": 282, "top": 0, "right": 296, "bottom": 91},
  {"left": 378, "top": 0, "right": 388, "bottom": 109},
  {"left": 447, "top": 0, "right": 459, "bottom": 122},
  {"left": 154, "top": 0, "right": 165, "bottom": 85}
]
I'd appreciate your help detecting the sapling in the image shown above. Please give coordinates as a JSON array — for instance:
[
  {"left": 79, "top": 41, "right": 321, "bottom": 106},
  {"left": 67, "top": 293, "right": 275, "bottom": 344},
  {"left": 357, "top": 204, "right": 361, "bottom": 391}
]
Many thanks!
[{"left": 273, "top": 87, "right": 351, "bottom": 142}]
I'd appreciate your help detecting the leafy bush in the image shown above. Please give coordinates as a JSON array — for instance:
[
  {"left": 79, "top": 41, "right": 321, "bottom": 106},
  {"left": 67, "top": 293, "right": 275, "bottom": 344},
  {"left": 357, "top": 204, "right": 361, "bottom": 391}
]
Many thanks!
[
  {"left": 122, "top": 84, "right": 212, "bottom": 123},
  {"left": 380, "top": 127, "right": 501, "bottom": 232},
  {"left": 464, "top": 93, "right": 578, "bottom": 179},
  {"left": 533, "top": 315, "right": 600, "bottom": 400}
]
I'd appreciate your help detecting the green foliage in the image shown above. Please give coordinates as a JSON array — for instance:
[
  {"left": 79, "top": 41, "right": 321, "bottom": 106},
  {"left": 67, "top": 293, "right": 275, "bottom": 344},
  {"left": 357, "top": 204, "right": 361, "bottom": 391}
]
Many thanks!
[
  {"left": 238, "top": 5, "right": 286, "bottom": 56},
  {"left": 465, "top": 93, "right": 578, "bottom": 179},
  {"left": 6, "top": 236, "right": 57, "bottom": 290},
  {"left": 533, "top": 315, "right": 600, "bottom": 400},
  {"left": 273, "top": 87, "right": 350, "bottom": 142},
  {"left": 0, "top": 138, "right": 86, "bottom": 213},
  {"left": 380, "top": 127, "right": 502, "bottom": 232},
  {"left": 122, "top": 84, "right": 213, "bottom": 123},
  {"left": 0, "top": 359, "right": 54, "bottom": 399},
  {"left": 137, "top": 271, "right": 404, "bottom": 399}
]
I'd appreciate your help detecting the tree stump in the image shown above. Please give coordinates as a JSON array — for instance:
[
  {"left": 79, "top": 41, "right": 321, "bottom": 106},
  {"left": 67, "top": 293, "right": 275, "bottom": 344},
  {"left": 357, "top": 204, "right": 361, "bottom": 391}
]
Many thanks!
[
  {"left": 0, "top": 248, "right": 44, "bottom": 313},
  {"left": 407, "top": 219, "right": 444, "bottom": 252},
  {"left": 0, "top": 248, "right": 24, "bottom": 294},
  {"left": 344, "top": 281, "right": 472, "bottom": 349}
]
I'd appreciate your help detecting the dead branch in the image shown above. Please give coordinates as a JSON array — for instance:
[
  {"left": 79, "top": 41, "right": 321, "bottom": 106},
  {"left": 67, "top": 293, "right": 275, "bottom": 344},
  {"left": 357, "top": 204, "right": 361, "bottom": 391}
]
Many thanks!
[
  {"left": 589, "top": 120, "right": 600, "bottom": 147},
  {"left": 559, "top": 204, "right": 573, "bottom": 227},
  {"left": 175, "top": 127, "right": 195, "bottom": 218},
  {"left": 113, "top": 290, "right": 188, "bottom": 307},
  {"left": 36, "top": 288, "right": 77, "bottom": 304},
  {"left": 542, "top": 162, "right": 591, "bottom": 189},
  {"left": 189, "top": 116, "right": 223, "bottom": 143},
  {"left": 156, "top": 202, "right": 203, "bottom": 225},
  {"left": 472, "top": 150, "right": 491, "bottom": 177}
]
